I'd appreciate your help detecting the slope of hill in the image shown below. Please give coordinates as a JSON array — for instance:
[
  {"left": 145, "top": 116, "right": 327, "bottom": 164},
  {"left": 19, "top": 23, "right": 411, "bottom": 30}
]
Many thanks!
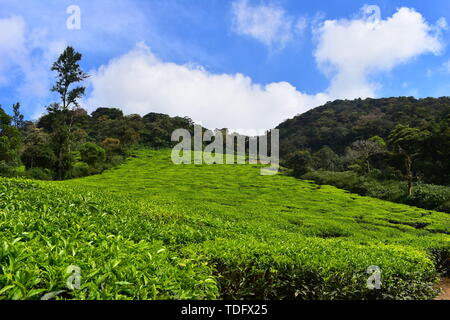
[
  {"left": 0, "top": 149, "right": 449, "bottom": 300},
  {"left": 277, "top": 96, "right": 450, "bottom": 155}
]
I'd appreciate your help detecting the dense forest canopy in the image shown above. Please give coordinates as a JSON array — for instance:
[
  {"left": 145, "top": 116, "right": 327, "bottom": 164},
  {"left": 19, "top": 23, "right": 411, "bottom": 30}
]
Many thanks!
[
  {"left": 278, "top": 97, "right": 450, "bottom": 155},
  {"left": 278, "top": 97, "right": 450, "bottom": 187},
  {"left": 0, "top": 47, "right": 196, "bottom": 181}
]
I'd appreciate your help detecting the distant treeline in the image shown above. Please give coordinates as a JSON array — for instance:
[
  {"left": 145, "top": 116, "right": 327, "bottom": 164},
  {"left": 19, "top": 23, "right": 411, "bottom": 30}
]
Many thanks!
[
  {"left": 278, "top": 97, "right": 450, "bottom": 188},
  {"left": 0, "top": 46, "right": 195, "bottom": 181},
  {"left": 0, "top": 104, "right": 195, "bottom": 180}
]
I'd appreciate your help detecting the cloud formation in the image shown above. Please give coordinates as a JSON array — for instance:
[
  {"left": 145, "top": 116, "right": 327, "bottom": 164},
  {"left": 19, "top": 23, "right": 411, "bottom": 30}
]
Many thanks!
[
  {"left": 86, "top": 43, "right": 328, "bottom": 131},
  {"left": 315, "top": 7, "right": 445, "bottom": 99},
  {"left": 0, "top": 15, "right": 66, "bottom": 116},
  {"left": 231, "top": 0, "right": 305, "bottom": 49},
  {"left": 86, "top": 6, "right": 446, "bottom": 130},
  {"left": 1, "top": 3, "right": 447, "bottom": 130}
]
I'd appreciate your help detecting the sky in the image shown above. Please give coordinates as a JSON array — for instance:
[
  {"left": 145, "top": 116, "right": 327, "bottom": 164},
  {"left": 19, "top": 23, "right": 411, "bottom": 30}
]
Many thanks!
[{"left": 1, "top": 0, "right": 450, "bottom": 132}]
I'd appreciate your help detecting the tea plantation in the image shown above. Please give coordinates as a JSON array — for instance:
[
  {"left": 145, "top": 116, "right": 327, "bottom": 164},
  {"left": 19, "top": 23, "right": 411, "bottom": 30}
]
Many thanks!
[{"left": 0, "top": 150, "right": 449, "bottom": 300}]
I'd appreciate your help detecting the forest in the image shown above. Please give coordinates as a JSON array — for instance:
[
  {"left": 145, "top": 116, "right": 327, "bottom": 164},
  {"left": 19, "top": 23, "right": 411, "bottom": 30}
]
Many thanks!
[
  {"left": 0, "top": 47, "right": 195, "bottom": 181},
  {"left": 277, "top": 98, "right": 450, "bottom": 212}
]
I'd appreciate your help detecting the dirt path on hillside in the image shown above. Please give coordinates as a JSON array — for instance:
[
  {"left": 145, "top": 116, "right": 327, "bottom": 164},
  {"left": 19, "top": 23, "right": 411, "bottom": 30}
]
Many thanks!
[{"left": 435, "top": 278, "right": 450, "bottom": 300}]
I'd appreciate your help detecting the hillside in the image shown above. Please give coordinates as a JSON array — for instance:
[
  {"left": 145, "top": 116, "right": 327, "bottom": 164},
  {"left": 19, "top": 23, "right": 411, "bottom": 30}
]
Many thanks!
[
  {"left": 277, "top": 96, "right": 450, "bottom": 155},
  {"left": 0, "top": 149, "right": 449, "bottom": 300}
]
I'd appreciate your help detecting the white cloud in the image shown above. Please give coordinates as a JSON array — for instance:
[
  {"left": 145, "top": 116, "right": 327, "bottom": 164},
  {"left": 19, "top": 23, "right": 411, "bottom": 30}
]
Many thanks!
[
  {"left": 437, "top": 17, "right": 448, "bottom": 30},
  {"left": 86, "top": 7, "right": 446, "bottom": 131},
  {"left": 0, "top": 16, "right": 27, "bottom": 85},
  {"left": 2, "top": 4, "right": 447, "bottom": 130},
  {"left": 0, "top": 15, "right": 66, "bottom": 111},
  {"left": 86, "top": 43, "right": 328, "bottom": 131},
  {"left": 315, "top": 7, "right": 445, "bottom": 99},
  {"left": 231, "top": 0, "right": 303, "bottom": 49},
  {"left": 295, "top": 17, "right": 308, "bottom": 34}
]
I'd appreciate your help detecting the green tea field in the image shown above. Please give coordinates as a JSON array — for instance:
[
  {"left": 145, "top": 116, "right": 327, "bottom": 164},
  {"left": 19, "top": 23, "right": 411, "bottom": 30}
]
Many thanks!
[{"left": 0, "top": 149, "right": 449, "bottom": 300}]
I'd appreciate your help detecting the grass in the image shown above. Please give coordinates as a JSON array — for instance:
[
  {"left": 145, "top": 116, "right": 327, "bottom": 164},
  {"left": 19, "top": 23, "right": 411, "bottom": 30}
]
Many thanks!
[{"left": 0, "top": 149, "right": 449, "bottom": 300}]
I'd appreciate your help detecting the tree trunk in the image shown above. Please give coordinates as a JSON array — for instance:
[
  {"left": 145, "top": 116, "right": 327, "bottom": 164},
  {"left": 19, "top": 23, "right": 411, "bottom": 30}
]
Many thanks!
[
  {"left": 405, "top": 155, "right": 413, "bottom": 196},
  {"left": 58, "top": 148, "right": 63, "bottom": 181}
]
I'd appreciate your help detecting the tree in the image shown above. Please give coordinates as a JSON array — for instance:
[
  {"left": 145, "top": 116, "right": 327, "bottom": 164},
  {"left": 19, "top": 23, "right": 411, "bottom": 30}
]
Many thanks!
[
  {"left": 12, "top": 103, "right": 24, "bottom": 129},
  {"left": 21, "top": 128, "right": 56, "bottom": 171},
  {"left": 51, "top": 46, "right": 89, "bottom": 111},
  {"left": 388, "top": 125, "right": 431, "bottom": 195},
  {"left": 91, "top": 107, "right": 124, "bottom": 120},
  {"left": 0, "top": 106, "right": 21, "bottom": 166},
  {"left": 80, "top": 142, "right": 106, "bottom": 168},
  {"left": 345, "top": 138, "right": 386, "bottom": 173},
  {"left": 101, "top": 138, "right": 122, "bottom": 161},
  {"left": 313, "top": 146, "right": 342, "bottom": 171},
  {"left": 286, "top": 150, "right": 314, "bottom": 177},
  {"left": 50, "top": 46, "right": 89, "bottom": 180}
]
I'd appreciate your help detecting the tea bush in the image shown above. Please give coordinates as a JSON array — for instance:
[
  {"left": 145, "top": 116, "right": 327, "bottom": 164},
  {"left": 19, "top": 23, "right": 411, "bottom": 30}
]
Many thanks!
[
  {"left": 303, "top": 171, "right": 450, "bottom": 213},
  {"left": 0, "top": 150, "right": 448, "bottom": 300}
]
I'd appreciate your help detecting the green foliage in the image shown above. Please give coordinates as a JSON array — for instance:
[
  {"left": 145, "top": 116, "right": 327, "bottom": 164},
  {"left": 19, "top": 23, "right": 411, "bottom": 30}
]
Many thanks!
[
  {"left": 11, "top": 103, "right": 24, "bottom": 129},
  {"left": 0, "top": 106, "right": 21, "bottom": 165},
  {"left": 303, "top": 171, "right": 450, "bottom": 213},
  {"left": 278, "top": 97, "right": 450, "bottom": 186},
  {"left": 51, "top": 46, "right": 89, "bottom": 110},
  {"left": 0, "top": 161, "right": 18, "bottom": 177},
  {"left": 0, "top": 150, "right": 448, "bottom": 300},
  {"left": 388, "top": 125, "right": 431, "bottom": 154},
  {"left": 25, "top": 167, "right": 53, "bottom": 181},
  {"left": 70, "top": 162, "right": 90, "bottom": 178},
  {"left": 285, "top": 150, "right": 314, "bottom": 177},
  {"left": 79, "top": 143, "right": 106, "bottom": 168},
  {"left": 21, "top": 144, "right": 56, "bottom": 171},
  {"left": 101, "top": 138, "right": 122, "bottom": 160},
  {"left": 91, "top": 108, "right": 124, "bottom": 120},
  {"left": 48, "top": 46, "right": 89, "bottom": 180},
  {"left": 142, "top": 113, "right": 194, "bottom": 149},
  {"left": 406, "top": 184, "right": 450, "bottom": 213},
  {"left": 191, "top": 238, "right": 438, "bottom": 300},
  {"left": 313, "top": 146, "right": 342, "bottom": 171}
]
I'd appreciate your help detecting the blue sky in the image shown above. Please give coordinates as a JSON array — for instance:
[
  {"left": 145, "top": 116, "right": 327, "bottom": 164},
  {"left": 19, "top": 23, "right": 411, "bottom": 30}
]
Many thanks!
[{"left": 1, "top": 0, "right": 450, "bottom": 131}]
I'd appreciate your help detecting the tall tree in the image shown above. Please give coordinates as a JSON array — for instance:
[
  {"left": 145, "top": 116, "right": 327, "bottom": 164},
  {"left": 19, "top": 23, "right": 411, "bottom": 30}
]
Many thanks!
[
  {"left": 388, "top": 125, "right": 430, "bottom": 196},
  {"left": 285, "top": 150, "right": 314, "bottom": 177},
  {"left": 0, "top": 105, "right": 21, "bottom": 165},
  {"left": 50, "top": 46, "right": 89, "bottom": 180},
  {"left": 345, "top": 137, "right": 386, "bottom": 173},
  {"left": 12, "top": 103, "right": 24, "bottom": 129}
]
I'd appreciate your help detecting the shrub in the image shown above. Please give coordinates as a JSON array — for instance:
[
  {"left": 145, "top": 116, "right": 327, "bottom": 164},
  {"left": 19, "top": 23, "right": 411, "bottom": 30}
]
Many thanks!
[
  {"left": 21, "top": 145, "right": 56, "bottom": 170},
  {"left": 303, "top": 171, "right": 450, "bottom": 213},
  {"left": 285, "top": 151, "right": 314, "bottom": 177},
  {"left": 188, "top": 237, "right": 438, "bottom": 300},
  {"left": 25, "top": 167, "right": 53, "bottom": 180},
  {"left": 0, "top": 161, "right": 17, "bottom": 177},
  {"left": 406, "top": 184, "right": 450, "bottom": 212},
  {"left": 110, "top": 155, "right": 124, "bottom": 167},
  {"left": 0, "top": 150, "right": 447, "bottom": 300},
  {"left": 79, "top": 143, "right": 106, "bottom": 168},
  {"left": 71, "top": 162, "right": 90, "bottom": 178}
]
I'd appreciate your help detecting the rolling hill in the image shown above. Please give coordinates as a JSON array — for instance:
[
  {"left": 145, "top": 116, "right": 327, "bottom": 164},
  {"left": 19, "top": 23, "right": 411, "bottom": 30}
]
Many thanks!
[
  {"left": 0, "top": 149, "right": 448, "bottom": 300},
  {"left": 277, "top": 96, "right": 450, "bottom": 155}
]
